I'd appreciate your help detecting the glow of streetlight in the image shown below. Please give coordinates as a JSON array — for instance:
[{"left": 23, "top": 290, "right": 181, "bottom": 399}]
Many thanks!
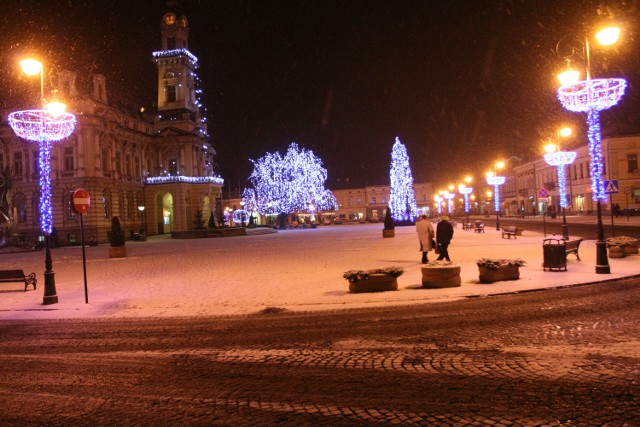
[
  {"left": 558, "top": 69, "right": 580, "bottom": 86},
  {"left": 20, "top": 58, "right": 43, "bottom": 76},
  {"left": 544, "top": 143, "right": 558, "bottom": 153},
  {"left": 595, "top": 26, "right": 620, "bottom": 46},
  {"left": 495, "top": 161, "right": 505, "bottom": 170},
  {"left": 559, "top": 127, "right": 572, "bottom": 138},
  {"left": 464, "top": 176, "right": 472, "bottom": 184},
  {"left": 485, "top": 171, "right": 494, "bottom": 178},
  {"left": 46, "top": 101, "right": 67, "bottom": 117}
]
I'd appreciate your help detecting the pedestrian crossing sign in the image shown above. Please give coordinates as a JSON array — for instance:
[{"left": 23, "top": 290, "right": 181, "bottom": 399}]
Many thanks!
[{"left": 603, "top": 180, "right": 619, "bottom": 194}]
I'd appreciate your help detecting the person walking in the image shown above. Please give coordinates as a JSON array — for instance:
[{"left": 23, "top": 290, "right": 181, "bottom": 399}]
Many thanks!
[
  {"left": 415, "top": 215, "right": 435, "bottom": 264},
  {"left": 436, "top": 218, "right": 454, "bottom": 262}
]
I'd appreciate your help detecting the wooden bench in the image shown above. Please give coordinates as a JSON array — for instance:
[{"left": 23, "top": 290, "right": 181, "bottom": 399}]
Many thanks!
[
  {"left": 501, "top": 226, "right": 517, "bottom": 239},
  {"left": 0, "top": 269, "right": 37, "bottom": 291},
  {"left": 474, "top": 223, "right": 485, "bottom": 233},
  {"left": 462, "top": 222, "right": 472, "bottom": 231},
  {"left": 565, "top": 238, "right": 583, "bottom": 260}
]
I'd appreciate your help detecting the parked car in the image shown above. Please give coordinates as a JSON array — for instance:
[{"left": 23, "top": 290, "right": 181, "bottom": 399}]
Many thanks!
[{"left": 619, "top": 208, "right": 640, "bottom": 216}]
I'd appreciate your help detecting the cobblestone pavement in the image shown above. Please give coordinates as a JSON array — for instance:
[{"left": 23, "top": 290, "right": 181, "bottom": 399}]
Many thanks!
[{"left": 1, "top": 278, "right": 639, "bottom": 426}]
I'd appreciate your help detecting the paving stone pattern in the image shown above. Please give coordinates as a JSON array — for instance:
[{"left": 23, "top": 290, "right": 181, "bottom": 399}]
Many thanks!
[{"left": 0, "top": 278, "right": 639, "bottom": 426}]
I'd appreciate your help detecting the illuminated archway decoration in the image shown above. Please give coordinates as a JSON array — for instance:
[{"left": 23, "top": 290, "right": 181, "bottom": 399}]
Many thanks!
[{"left": 8, "top": 109, "right": 76, "bottom": 234}]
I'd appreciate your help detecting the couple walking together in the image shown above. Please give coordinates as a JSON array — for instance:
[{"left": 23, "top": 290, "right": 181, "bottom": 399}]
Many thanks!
[{"left": 416, "top": 215, "right": 454, "bottom": 264}]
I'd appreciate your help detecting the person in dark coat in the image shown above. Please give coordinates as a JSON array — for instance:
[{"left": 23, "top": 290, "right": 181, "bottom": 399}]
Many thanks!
[{"left": 436, "top": 219, "right": 454, "bottom": 262}]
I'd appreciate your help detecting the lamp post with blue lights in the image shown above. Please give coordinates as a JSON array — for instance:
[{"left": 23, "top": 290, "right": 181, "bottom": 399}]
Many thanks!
[
  {"left": 486, "top": 161, "right": 505, "bottom": 230},
  {"left": 556, "top": 26, "right": 626, "bottom": 274},
  {"left": 458, "top": 176, "right": 473, "bottom": 223},
  {"left": 8, "top": 59, "right": 76, "bottom": 304},
  {"left": 543, "top": 127, "right": 576, "bottom": 240}
]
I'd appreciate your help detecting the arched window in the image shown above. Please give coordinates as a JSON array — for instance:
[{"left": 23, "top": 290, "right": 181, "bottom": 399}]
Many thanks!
[
  {"left": 13, "top": 193, "right": 26, "bottom": 223},
  {"left": 102, "top": 189, "right": 112, "bottom": 219}
]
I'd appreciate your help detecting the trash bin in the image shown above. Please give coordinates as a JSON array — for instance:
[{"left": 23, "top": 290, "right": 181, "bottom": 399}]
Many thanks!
[{"left": 543, "top": 238, "right": 567, "bottom": 271}]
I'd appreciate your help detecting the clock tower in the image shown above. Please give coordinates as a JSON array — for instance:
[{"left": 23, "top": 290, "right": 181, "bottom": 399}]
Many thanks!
[{"left": 152, "top": 11, "right": 203, "bottom": 134}]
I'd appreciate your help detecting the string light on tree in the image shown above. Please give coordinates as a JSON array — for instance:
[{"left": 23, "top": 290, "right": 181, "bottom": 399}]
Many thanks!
[
  {"left": 388, "top": 137, "right": 417, "bottom": 222},
  {"left": 248, "top": 143, "right": 337, "bottom": 217}
]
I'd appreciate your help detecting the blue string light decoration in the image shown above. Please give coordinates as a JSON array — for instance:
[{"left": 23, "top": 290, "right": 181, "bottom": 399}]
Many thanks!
[
  {"left": 8, "top": 110, "right": 76, "bottom": 234},
  {"left": 557, "top": 78, "right": 626, "bottom": 201},
  {"left": 389, "top": 137, "right": 417, "bottom": 221},
  {"left": 486, "top": 175, "right": 505, "bottom": 212},
  {"left": 458, "top": 186, "right": 473, "bottom": 213},
  {"left": 544, "top": 151, "right": 577, "bottom": 208}
]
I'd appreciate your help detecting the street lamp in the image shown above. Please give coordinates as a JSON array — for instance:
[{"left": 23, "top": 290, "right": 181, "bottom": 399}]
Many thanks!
[
  {"left": 239, "top": 200, "right": 246, "bottom": 227},
  {"left": 458, "top": 176, "right": 473, "bottom": 223},
  {"left": 543, "top": 128, "right": 576, "bottom": 239},
  {"left": 434, "top": 194, "right": 443, "bottom": 215},
  {"left": 137, "top": 205, "right": 146, "bottom": 233},
  {"left": 8, "top": 58, "right": 76, "bottom": 305},
  {"left": 444, "top": 187, "right": 455, "bottom": 220},
  {"left": 556, "top": 25, "right": 626, "bottom": 274},
  {"left": 486, "top": 162, "right": 505, "bottom": 230}
]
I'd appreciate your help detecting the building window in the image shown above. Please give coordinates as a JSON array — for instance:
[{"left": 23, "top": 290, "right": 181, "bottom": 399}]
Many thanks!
[
  {"left": 573, "top": 164, "right": 577, "bottom": 180},
  {"left": 628, "top": 154, "right": 638, "bottom": 173},
  {"left": 169, "top": 159, "right": 178, "bottom": 175},
  {"left": 348, "top": 198, "right": 353, "bottom": 206},
  {"left": 32, "top": 150, "right": 39, "bottom": 177},
  {"left": 14, "top": 194, "right": 26, "bottom": 223},
  {"left": 102, "top": 189, "right": 112, "bottom": 219},
  {"left": 382, "top": 196, "right": 387, "bottom": 204},
  {"left": 167, "top": 85, "right": 176, "bottom": 103},
  {"left": 102, "top": 148, "right": 110, "bottom": 175},
  {"left": 579, "top": 163, "right": 583, "bottom": 179},
  {"left": 587, "top": 161, "right": 591, "bottom": 178},
  {"left": 115, "top": 152, "right": 122, "bottom": 175},
  {"left": 357, "top": 197, "right": 362, "bottom": 206},
  {"left": 13, "top": 152, "right": 22, "bottom": 176},
  {"left": 134, "top": 157, "right": 141, "bottom": 178},
  {"left": 64, "top": 147, "right": 74, "bottom": 172},
  {"left": 125, "top": 155, "right": 131, "bottom": 176},
  {"left": 66, "top": 191, "right": 77, "bottom": 220},
  {"left": 371, "top": 196, "right": 376, "bottom": 204}
]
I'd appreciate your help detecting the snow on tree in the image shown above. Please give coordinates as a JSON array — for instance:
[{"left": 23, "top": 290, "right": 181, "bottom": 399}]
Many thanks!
[
  {"left": 248, "top": 143, "right": 337, "bottom": 215},
  {"left": 388, "top": 137, "right": 418, "bottom": 222}
]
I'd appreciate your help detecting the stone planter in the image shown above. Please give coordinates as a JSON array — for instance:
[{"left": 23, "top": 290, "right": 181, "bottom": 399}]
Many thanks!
[
  {"left": 607, "top": 246, "right": 626, "bottom": 258},
  {"left": 109, "top": 246, "right": 127, "bottom": 258},
  {"left": 421, "top": 265, "right": 461, "bottom": 288},
  {"left": 624, "top": 244, "right": 638, "bottom": 255},
  {"left": 382, "top": 228, "right": 395, "bottom": 238},
  {"left": 478, "top": 265, "right": 520, "bottom": 284},
  {"left": 349, "top": 274, "right": 398, "bottom": 293}
]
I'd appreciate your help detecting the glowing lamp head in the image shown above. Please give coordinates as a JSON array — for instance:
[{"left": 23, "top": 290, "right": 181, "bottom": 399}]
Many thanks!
[
  {"left": 544, "top": 143, "right": 558, "bottom": 153},
  {"left": 20, "top": 58, "right": 43, "bottom": 76},
  {"left": 448, "top": 184, "right": 454, "bottom": 191},
  {"left": 486, "top": 171, "right": 494, "bottom": 178},
  {"left": 558, "top": 69, "right": 580, "bottom": 87},
  {"left": 595, "top": 27, "right": 620, "bottom": 46},
  {"left": 495, "top": 161, "right": 505, "bottom": 170},
  {"left": 46, "top": 101, "right": 66, "bottom": 117},
  {"left": 559, "top": 127, "right": 572, "bottom": 138},
  {"left": 464, "top": 176, "right": 472, "bottom": 184}
]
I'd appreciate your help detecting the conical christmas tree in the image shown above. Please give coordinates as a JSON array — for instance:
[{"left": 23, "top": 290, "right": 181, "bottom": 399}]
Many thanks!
[{"left": 388, "top": 137, "right": 417, "bottom": 222}]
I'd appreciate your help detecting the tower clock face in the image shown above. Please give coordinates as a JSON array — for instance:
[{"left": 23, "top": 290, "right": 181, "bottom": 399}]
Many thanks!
[{"left": 164, "top": 14, "right": 176, "bottom": 25}]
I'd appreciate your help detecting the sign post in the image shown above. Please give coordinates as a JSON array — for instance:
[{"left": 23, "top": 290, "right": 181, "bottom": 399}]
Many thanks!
[
  {"left": 604, "top": 180, "right": 619, "bottom": 237},
  {"left": 72, "top": 189, "right": 91, "bottom": 303}
]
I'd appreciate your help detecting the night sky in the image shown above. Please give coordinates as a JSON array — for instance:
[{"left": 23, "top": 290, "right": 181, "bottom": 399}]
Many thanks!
[{"left": 2, "top": 0, "right": 640, "bottom": 191}]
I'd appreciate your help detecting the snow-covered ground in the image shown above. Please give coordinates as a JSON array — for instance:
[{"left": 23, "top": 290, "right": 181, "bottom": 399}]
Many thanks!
[{"left": 0, "top": 223, "right": 638, "bottom": 320}]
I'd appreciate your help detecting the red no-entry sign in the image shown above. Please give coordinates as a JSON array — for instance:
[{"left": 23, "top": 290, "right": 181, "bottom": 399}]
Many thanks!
[{"left": 72, "top": 188, "right": 91, "bottom": 214}]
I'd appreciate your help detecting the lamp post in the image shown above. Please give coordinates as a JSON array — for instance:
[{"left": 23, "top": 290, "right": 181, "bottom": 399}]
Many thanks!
[
  {"left": 137, "top": 205, "right": 146, "bottom": 233},
  {"left": 444, "top": 189, "right": 455, "bottom": 221},
  {"left": 486, "top": 162, "right": 505, "bottom": 230},
  {"left": 8, "top": 58, "right": 76, "bottom": 305},
  {"left": 543, "top": 128, "right": 575, "bottom": 239},
  {"left": 458, "top": 176, "right": 473, "bottom": 223},
  {"left": 239, "top": 200, "right": 246, "bottom": 227},
  {"left": 556, "top": 26, "right": 626, "bottom": 274},
  {"left": 434, "top": 194, "right": 443, "bottom": 215}
]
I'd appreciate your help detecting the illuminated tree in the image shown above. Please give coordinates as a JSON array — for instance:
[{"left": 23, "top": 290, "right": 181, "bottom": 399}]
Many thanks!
[
  {"left": 389, "top": 137, "right": 417, "bottom": 222},
  {"left": 249, "top": 143, "right": 337, "bottom": 216}
]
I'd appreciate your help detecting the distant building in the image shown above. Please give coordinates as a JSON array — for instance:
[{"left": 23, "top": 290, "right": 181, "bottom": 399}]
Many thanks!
[{"left": 0, "top": 9, "right": 223, "bottom": 243}]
